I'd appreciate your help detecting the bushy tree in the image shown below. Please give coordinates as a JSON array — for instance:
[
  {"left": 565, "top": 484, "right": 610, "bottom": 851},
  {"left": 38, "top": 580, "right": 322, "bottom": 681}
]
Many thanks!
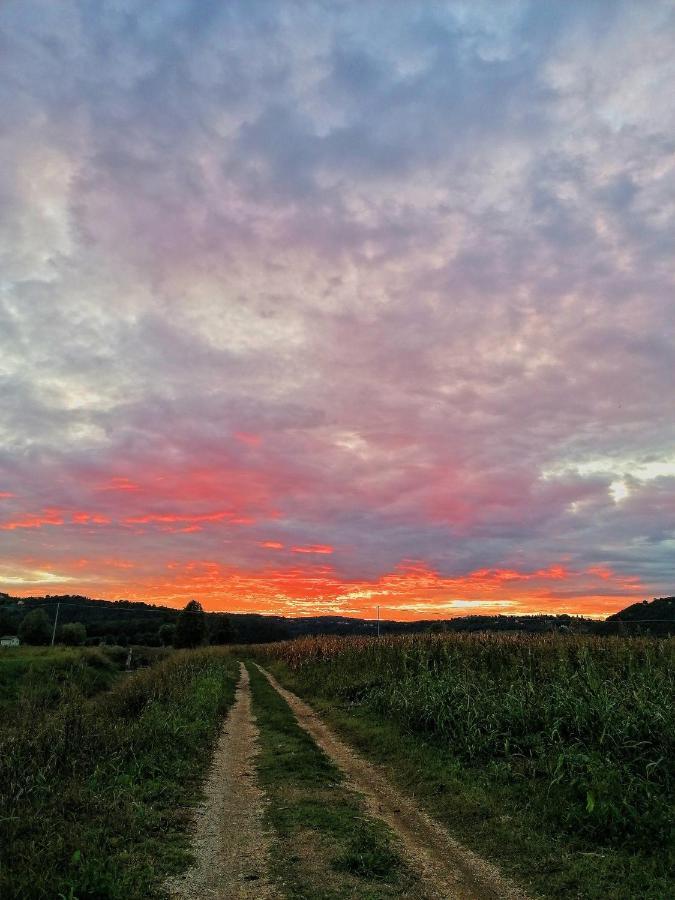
[
  {"left": 208, "top": 614, "right": 236, "bottom": 645},
  {"left": 173, "top": 600, "right": 206, "bottom": 649},
  {"left": 0, "top": 607, "right": 18, "bottom": 635},
  {"left": 18, "top": 608, "right": 52, "bottom": 645},
  {"left": 158, "top": 623, "right": 176, "bottom": 646},
  {"left": 61, "top": 622, "right": 87, "bottom": 645}
]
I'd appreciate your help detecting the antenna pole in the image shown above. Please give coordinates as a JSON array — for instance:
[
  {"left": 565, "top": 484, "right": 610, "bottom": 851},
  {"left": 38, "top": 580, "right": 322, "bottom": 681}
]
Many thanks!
[{"left": 51, "top": 602, "right": 61, "bottom": 646}]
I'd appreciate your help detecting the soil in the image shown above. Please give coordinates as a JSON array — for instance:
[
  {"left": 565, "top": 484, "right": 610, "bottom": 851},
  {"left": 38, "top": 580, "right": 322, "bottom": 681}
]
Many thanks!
[
  {"left": 257, "top": 664, "right": 532, "bottom": 900},
  {"left": 166, "top": 662, "right": 279, "bottom": 899}
]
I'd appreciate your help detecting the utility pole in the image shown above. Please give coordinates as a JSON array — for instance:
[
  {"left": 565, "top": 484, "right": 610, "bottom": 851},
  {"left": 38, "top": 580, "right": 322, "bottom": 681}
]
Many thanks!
[
  {"left": 51, "top": 601, "right": 61, "bottom": 646},
  {"left": 377, "top": 605, "right": 380, "bottom": 638}
]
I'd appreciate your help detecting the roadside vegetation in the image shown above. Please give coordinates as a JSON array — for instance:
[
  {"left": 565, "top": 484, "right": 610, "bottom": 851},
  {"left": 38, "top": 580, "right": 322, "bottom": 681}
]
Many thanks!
[
  {"left": 0, "top": 645, "right": 126, "bottom": 720},
  {"left": 247, "top": 662, "right": 420, "bottom": 899},
  {"left": 252, "top": 633, "right": 675, "bottom": 899},
  {"left": 0, "top": 647, "right": 239, "bottom": 900}
]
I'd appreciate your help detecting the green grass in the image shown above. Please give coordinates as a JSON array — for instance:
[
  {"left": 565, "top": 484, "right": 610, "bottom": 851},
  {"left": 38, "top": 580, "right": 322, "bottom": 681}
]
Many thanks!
[
  {"left": 0, "top": 647, "right": 239, "bottom": 899},
  {"left": 0, "top": 645, "right": 126, "bottom": 719},
  {"left": 246, "top": 662, "right": 419, "bottom": 899},
  {"left": 253, "top": 634, "right": 675, "bottom": 900}
]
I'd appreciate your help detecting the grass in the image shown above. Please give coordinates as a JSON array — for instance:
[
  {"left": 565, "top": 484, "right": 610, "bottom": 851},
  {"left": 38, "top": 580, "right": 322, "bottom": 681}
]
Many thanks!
[
  {"left": 0, "top": 646, "right": 125, "bottom": 718},
  {"left": 246, "top": 662, "right": 419, "bottom": 899},
  {"left": 3, "top": 636, "right": 671, "bottom": 897},
  {"left": 252, "top": 634, "right": 675, "bottom": 899},
  {"left": 0, "top": 647, "right": 239, "bottom": 899}
]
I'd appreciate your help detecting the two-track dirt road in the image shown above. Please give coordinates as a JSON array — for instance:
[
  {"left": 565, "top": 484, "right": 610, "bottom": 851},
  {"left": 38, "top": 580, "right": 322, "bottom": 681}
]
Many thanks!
[
  {"left": 170, "top": 662, "right": 531, "bottom": 899},
  {"left": 166, "top": 663, "right": 279, "bottom": 899}
]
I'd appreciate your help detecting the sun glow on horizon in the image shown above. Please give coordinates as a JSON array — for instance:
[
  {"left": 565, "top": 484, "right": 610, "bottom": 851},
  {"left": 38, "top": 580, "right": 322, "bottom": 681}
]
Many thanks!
[{"left": 2, "top": 557, "right": 650, "bottom": 621}]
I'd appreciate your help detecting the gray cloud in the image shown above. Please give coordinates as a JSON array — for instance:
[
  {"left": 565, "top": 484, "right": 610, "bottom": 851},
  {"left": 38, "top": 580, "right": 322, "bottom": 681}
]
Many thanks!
[{"left": 1, "top": 0, "right": 674, "bottom": 609}]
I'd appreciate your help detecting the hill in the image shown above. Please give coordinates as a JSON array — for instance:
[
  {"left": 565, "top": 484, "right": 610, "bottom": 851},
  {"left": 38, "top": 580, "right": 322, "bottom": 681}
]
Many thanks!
[{"left": 605, "top": 595, "right": 675, "bottom": 635}]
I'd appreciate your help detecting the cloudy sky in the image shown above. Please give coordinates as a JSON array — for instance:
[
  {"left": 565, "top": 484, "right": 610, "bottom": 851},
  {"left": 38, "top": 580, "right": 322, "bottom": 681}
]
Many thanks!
[{"left": 1, "top": 1, "right": 674, "bottom": 618}]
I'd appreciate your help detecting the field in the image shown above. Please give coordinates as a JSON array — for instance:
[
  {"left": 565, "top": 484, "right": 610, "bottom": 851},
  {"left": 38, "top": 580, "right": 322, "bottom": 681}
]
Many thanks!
[
  {"left": 1, "top": 634, "right": 673, "bottom": 899},
  {"left": 0, "top": 646, "right": 121, "bottom": 718},
  {"left": 252, "top": 633, "right": 674, "bottom": 899}
]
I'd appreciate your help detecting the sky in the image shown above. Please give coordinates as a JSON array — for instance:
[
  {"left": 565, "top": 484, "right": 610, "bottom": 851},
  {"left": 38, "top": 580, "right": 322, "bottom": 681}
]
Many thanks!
[{"left": 1, "top": 1, "right": 674, "bottom": 619}]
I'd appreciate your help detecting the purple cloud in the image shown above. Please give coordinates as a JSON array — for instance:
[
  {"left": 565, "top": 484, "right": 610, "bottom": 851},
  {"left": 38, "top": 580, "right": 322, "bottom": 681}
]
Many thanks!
[{"left": 0, "top": 1, "right": 674, "bottom": 613}]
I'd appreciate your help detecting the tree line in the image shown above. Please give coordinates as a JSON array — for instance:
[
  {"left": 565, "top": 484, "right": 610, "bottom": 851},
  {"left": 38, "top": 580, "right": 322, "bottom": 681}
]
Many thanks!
[{"left": 5, "top": 599, "right": 237, "bottom": 648}]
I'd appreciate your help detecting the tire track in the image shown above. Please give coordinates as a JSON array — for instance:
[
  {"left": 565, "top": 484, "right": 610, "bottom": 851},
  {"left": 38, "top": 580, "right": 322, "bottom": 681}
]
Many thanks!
[
  {"left": 256, "top": 664, "right": 532, "bottom": 900},
  {"left": 167, "top": 662, "right": 279, "bottom": 899}
]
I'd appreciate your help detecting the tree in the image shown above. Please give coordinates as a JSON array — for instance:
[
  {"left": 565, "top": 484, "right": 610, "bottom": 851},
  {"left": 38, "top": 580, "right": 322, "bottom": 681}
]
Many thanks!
[
  {"left": 0, "top": 607, "right": 18, "bottom": 635},
  {"left": 173, "top": 600, "right": 206, "bottom": 649},
  {"left": 61, "top": 622, "right": 87, "bottom": 646},
  {"left": 158, "top": 623, "right": 176, "bottom": 646},
  {"left": 18, "top": 608, "right": 52, "bottom": 645},
  {"left": 208, "top": 614, "right": 236, "bottom": 645}
]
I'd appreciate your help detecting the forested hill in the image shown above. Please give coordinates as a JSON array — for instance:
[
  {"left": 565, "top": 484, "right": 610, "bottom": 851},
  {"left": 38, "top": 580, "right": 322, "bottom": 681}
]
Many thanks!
[
  {"left": 0, "top": 592, "right": 673, "bottom": 645},
  {"left": 605, "top": 596, "right": 675, "bottom": 636},
  {"left": 0, "top": 593, "right": 290, "bottom": 646}
]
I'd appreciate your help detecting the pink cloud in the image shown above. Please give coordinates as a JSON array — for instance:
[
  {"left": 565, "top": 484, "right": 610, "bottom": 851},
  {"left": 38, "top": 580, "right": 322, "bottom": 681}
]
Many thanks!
[{"left": 291, "top": 545, "right": 334, "bottom": 555}]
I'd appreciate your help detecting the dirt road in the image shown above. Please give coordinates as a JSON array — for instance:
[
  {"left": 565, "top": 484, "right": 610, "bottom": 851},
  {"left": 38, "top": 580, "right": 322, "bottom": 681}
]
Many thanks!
[
  {"left": 166, "top": 662, "right": 278, "bottom": 899},
  {"left": 169, "top": 661, "right": 531, "bottom": 899},
  {"left": 257, "top": 664, "right": 531, "bottom": 900}
]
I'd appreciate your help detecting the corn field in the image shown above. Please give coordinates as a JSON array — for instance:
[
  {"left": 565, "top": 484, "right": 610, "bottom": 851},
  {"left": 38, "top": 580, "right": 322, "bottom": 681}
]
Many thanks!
[{"left": 254, "top": 633, "right": 674, "bottom": 852}]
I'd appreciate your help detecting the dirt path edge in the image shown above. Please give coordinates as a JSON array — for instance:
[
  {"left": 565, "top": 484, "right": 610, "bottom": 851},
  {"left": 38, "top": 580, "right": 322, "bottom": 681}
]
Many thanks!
[
  {"left": 256, "top": 663, "right": 533, "bottom": 900},
  {"left": 166, "top": 662, "right": 279, "bottom": 899}
]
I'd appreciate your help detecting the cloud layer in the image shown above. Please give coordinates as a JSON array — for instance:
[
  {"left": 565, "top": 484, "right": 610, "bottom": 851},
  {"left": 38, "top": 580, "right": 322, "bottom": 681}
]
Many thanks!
[{"left": 1, "top": 1, "right": 674, "bottom": 616}]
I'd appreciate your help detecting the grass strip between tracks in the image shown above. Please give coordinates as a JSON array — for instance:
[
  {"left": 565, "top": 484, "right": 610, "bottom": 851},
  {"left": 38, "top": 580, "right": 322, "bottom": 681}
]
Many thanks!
[{"left": 246, "top": 662, "right": 422, "bottom": 899}]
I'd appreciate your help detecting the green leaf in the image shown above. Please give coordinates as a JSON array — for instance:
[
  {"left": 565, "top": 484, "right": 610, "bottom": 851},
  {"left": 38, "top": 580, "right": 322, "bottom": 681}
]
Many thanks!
[{"left": 586, "top": 791, "right": 595, "bottom": 813}]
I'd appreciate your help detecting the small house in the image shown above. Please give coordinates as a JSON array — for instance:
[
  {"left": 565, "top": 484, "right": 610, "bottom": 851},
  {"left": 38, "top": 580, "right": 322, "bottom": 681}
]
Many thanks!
[{"left": 0, "top": 635, "right": 20, "bottom": 647}]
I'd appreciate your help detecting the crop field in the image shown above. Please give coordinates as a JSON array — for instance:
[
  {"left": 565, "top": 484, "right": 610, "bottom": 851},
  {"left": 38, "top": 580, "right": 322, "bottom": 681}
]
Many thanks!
[
  {"left": 253, "top": 633, "right": 675, "bottom": 898},
  {"left": 1, "top": 635, "right": 672, "bottom": 899}
]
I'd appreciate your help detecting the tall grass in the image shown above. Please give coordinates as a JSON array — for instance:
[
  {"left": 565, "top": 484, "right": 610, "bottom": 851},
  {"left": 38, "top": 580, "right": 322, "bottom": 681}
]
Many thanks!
[
  {"left": 0, "top": 646, "right": 124, "bottom": 719},
  {"left": 0, "top": 647, "right": 238, "bottom": 899},
  {"left": 254, "top": 634, "right": 674, "bottom": 852}
]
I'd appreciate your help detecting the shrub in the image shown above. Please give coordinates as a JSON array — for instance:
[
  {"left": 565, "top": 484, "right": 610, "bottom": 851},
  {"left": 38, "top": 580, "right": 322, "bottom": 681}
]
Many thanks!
[
  {"left": 18, "top": 608, "right": 52, "bottom": 645},
  {"left": 61, "top": 622, "right": 87, "bottom": 646}
]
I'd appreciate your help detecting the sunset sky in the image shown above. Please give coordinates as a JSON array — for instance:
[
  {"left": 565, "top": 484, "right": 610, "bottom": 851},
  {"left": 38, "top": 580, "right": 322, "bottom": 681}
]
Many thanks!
[{"left": 1, "top": 1, "right": 674, "bottom": 619}]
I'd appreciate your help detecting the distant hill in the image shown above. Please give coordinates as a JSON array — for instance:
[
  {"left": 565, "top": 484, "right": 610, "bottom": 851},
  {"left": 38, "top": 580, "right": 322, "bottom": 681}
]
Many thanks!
[
  {"left": 1, "top": 591, "right": 673, "bottom": 644},
  {"left": 605, "top": 596, "right": 675, "bottom": 636}
]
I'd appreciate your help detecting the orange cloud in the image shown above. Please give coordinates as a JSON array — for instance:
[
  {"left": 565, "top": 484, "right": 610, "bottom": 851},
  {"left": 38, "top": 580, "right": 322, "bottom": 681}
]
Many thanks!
[
  {"left": 291, "top": 545, "right": 334, "bottom": 555},
  {"left": 0, "top": 508, "right": 65, "bottom": 530},
  {"left": 124, "top": 511, "right": 241, "bottom": 526},
  {"left": 7, "top": 558, "right": 646, "bottom": 620},
  {"left": 72, "top": 512, "right": 111, "bottom": 525}
]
